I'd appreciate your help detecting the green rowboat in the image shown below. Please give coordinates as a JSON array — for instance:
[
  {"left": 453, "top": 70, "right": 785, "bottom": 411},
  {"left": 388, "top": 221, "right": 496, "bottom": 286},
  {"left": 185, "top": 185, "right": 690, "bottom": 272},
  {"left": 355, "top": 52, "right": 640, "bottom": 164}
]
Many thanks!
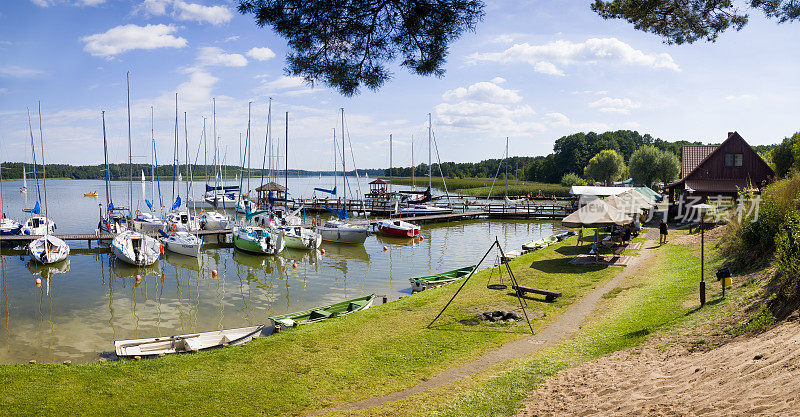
[
  {"left": 522, "top": 235, "right": 558, "bottom": 251},
  {"left": 409, "top": 265, "right": 477, "bottom": 292},
  {"left": 270, "top": 294, "right": 376, "bottom": 328}
]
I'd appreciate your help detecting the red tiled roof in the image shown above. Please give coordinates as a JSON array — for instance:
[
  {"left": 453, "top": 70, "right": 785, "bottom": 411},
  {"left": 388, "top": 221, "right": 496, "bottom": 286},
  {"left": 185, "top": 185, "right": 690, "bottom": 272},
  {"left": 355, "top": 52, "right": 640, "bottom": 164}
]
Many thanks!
[
  {"left": 681, "top": 145, "right": 716, "bottom": 179},
  {"left": 369, "top": 179, "right": 388, "bottom": 185}
]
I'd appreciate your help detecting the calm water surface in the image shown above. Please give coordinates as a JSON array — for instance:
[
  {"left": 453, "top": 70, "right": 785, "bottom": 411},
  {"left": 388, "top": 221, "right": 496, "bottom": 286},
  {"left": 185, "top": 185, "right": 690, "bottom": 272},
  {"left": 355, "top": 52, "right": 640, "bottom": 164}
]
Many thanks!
[{"left": 0, "top": 179, "right": 566, "bottom": 363}]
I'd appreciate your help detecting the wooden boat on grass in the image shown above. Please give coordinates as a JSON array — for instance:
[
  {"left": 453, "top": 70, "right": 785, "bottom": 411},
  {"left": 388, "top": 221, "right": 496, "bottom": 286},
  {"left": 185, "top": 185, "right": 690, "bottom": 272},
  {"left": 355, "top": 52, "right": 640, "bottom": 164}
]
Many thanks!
[
  {"left": 114, "top": 324, "right": 270, "bottom": 358},
  {"left": 270, "top": 294, "right": 376, "bottom": 328},
  {"left": 409, "top": 265, "right": 477, "bottom": 292}
]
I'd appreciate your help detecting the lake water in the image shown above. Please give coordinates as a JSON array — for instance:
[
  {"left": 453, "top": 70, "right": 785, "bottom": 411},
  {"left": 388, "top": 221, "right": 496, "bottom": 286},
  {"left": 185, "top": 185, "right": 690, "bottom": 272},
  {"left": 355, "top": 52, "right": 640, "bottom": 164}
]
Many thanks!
[{"left": 0, "top": 178, "right": 566, "bottom": 363}]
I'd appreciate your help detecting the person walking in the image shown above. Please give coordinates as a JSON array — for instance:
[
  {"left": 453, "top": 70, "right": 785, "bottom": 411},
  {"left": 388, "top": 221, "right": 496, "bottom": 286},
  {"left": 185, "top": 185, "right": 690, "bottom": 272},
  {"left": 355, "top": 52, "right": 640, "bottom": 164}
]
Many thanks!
[{"left": 659, "top": 219, "right": 668, "bottom": 245}]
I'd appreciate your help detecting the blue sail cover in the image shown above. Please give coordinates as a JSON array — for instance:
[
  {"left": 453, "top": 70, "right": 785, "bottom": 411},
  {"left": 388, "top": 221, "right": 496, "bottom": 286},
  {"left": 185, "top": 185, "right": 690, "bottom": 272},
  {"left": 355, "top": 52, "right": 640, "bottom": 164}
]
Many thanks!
[
  {"left": 244, "top": 206, "right": 269, "bottom": 221},
  {"left": 206, "top": 184, "right": 240, "bottom": 192},
  {"left": 23, "top": 201, "right": 40, "bottom": 214},
  {"left": 145, "top": 199, "right": 154, "bottom": 211},
  {"left": 313, "top": 186, "right": 336, "bottom": 195},
  {"left": 171, "top": 196, "right": 182, "bottom": 210},
  {"left": 324, "top": 205, "right": 347, "bottom": 220}
]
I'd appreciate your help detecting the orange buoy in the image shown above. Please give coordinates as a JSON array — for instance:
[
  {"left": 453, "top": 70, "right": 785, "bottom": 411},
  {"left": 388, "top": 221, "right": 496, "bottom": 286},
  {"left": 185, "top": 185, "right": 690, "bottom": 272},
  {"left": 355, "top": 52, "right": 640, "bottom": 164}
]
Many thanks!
[
  {"left": 160, "top": 274, "right": 165, "bottom": 285},
  {"left": 383, "top": 245, "right": 388, "bottom": 251},
  {"left": 419, "top": 236, "right": 424, "bottom": 241},
  {"left": 135, "top": 275, "right": 141, "bottom": 282},
  {"left": 320, "top": 249, "right": 326, "bottom": 255},
  {"left": 35, "top": 278, "right": 42, "bottom": 287},
  {"left": 292, "top": 262, "right": 298, "bottom": 269},
  {"left": 160, "top": 244, "right": 165, "bottom": 255},
  {"left": 212, "top": 269, "right": 218, "bottom": 278}
]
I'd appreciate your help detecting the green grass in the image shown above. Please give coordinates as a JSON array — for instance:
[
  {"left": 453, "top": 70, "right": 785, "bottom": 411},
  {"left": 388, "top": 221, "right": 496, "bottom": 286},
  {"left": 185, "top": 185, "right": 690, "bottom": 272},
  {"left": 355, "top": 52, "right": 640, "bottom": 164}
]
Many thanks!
[
  {"left": 337, "top": 240, "right": 730, "bottom": 417},
  {"left": 0, "top": 236, "right": 619, "bottom": 417},
  {"left": 384, "top": 177, "right": 570, "bottom": 197}
]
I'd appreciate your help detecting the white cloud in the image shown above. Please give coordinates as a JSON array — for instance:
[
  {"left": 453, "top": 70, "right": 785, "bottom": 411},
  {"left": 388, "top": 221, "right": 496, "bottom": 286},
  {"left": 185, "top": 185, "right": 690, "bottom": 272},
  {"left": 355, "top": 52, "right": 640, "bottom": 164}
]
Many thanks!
[
  {"left": 246, "top": 47, "right": 276, "bottom": 61},
  {"left": 224, "top": 35, "right": 240, "bottom": 42},
  {"left": 468, "top": 37, "right": 680, "bottom": 76},
  {"left": 0, "top": 65, "right": 46, "bottom": 78},
  {"left": 725, "top": 94, "right": 757, "bottom": 102},
  {"left": 173, "top": 0, "right": 232, "bottom": 25},
  {"left": 441, "top": 81, "right": 522, "bottom": 104},
  {"left": 492, "top": 34, "right": 516, "bottom": 44},
  {"left": 196, "top": 46, "right": 247, "bottom": 67},
  {"left": 588, "top": 97, "right": 642, "bottom": 114},
  {"left": 30, "top": 0, "right": 53, "bottom": 6},
  {"left": 263, "top": 76, "right": 308, "bottom": 90},
  {"left": 141, "top": 0, "right": 170, "bottom": 15},
  {"left": 490, "top": 76, "right": 506, "bottom": 84},
  {"left": 0, "top": 88, "right": 9, "bottom": 95},
  {"left": 81, "top": 24, "right": 187, "bottom": 57},
  {"left": 545, "top": 112, "right": 570, "bottom": 127},
  {"left": 78, "top": 0, "right": 106, "bottom": 5}
]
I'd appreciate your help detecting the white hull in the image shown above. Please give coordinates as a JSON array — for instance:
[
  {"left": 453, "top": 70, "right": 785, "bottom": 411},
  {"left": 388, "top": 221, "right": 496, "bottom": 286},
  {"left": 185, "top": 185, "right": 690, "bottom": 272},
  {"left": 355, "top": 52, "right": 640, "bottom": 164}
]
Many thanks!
[
  {"left": 112, "top": 231, "right": 161, "bottom": 266},
  {"left": 114, "top": 324, "right": 268, "bottom": 357},
  {"left": 282, "top": 226, "right": 322, "bottom": 250},
  {"left": 318, "top": 221, "right": 370, "bottom": 244},
  {"left": 160, "top": 231, "right": 202, "bottom": 258},
  {"left": 199, "top": 212, "right": 229, "bottom": 230},
  {"left": 20, "top": 216, "right": 56, "bottom": 236},
  {"left": 400, "top": 205, "right": 453, "bottom": 216},
  {"left": 28, "top": 235, "right": 70, "bottom": 264}
]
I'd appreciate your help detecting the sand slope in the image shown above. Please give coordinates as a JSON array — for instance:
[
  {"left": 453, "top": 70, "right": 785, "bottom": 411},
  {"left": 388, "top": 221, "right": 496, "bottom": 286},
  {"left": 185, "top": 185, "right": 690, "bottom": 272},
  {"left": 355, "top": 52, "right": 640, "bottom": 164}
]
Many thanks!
[{"left": 517, "top": 320, "right": 800, "bottom": 416}]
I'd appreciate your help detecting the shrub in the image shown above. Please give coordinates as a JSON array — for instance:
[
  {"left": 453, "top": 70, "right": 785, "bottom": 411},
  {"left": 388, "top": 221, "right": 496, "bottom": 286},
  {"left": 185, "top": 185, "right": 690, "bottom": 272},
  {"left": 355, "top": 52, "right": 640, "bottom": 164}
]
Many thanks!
[{"left": 560, "top": 172, "right": 587, "bottom": 187}]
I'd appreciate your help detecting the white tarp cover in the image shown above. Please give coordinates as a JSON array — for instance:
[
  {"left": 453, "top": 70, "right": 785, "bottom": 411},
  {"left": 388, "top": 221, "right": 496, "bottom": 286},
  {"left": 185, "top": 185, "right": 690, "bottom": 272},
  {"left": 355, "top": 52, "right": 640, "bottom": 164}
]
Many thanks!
[
  {"left": 569, "top": 186, "right": 633, "bottom": 197},
  {"left": 561, "top": 198, "right": 633, "bottom": 228}
]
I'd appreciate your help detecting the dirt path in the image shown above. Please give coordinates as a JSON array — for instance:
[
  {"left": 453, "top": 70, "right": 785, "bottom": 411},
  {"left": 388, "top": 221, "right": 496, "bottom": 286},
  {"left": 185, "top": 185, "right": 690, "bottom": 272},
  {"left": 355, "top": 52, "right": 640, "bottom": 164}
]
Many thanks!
[
  {"left": 515, "top": 318, "right": 800, "bottom": 416},
  {"left": 309, "top": 233, "right": 660, "bottom": 416}
]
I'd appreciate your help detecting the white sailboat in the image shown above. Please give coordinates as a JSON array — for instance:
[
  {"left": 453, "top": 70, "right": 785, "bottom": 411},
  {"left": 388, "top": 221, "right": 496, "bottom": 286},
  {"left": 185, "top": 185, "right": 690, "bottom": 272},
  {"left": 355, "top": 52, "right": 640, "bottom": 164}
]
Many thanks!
[
  {"left": 19, "top": 166, "right": 27, "bottom": 193},
  {"left": 160, "top": 110, "right": 202, "bottom": 257},
  {"left": 98, "top": 111, "right": 128, "bottom": 237},
  {"left": 319, "top": 108, "right": 369, "bottom": 244},
  {"left": 20, "top": 107, "right": 56, "bottom": 236},
  {"left": 112, "top": 72, "right": 160, "bottom": 266},
  {"left": 400, "top": 113, "right": 452, "bottom": 216},
  {"left": 27, "top": 102, "right": 69, "bottom": 264},
  {"left": 133, "top": 170, "right": 166, "bottom": 232}
]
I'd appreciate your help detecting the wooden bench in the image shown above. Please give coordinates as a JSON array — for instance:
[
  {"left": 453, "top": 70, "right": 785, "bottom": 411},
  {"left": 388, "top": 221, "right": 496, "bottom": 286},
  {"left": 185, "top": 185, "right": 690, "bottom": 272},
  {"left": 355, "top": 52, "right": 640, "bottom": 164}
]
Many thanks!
[{"left": 512, "top": 285, "right": 562, "bottom": 302}]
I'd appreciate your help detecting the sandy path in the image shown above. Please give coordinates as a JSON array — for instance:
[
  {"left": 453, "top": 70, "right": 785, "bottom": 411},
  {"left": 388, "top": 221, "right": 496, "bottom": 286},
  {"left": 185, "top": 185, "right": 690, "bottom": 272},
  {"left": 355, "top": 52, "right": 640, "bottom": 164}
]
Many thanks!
[
  {"left": 516, "top": 319, "right": 800, "bottom": 416},
  {"left": 308, "top": 234, "right": 658, "bottom": 416}
]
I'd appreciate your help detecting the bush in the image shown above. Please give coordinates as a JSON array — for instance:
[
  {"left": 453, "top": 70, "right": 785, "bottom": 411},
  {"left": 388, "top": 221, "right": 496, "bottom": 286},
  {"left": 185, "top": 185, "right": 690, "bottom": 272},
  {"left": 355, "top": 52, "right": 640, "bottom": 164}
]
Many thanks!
[{"left": 560, "top": 173, "right": 587, "bottom": 187}]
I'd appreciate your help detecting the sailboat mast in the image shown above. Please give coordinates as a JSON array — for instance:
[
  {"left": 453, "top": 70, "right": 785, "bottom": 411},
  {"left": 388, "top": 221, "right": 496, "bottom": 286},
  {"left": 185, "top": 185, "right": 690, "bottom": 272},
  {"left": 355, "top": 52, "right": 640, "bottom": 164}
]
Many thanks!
[
  {"left": 212, "top": 97, "right": 217, "bottom": 195},
  {"left": 126, "top": 72, "right": 132, "bottom": 215},
  {"left": 332, "top": 128, "right": 336, "bottom": 197},
  {"left": 203, "top": 117, "right": 207, "bottom": 186},
  {"left": 285, "top": 111, "right": 288, "bottom": 200},
  {"left": 247, "top": 102, "right": 251, "bottom": 195},
  {"left": 151, "top": 107, "right": 155, "bottom": 205},
  {"left": 389, "top": 133, "right": 392, "bottom": 193},
  {"left": 102, "top": 111, "right": 111, "bottom": 214},
  {"left": 411, "top": 134, "right": 414, "bottom": 188},
  {"left": 505, "top": 137, "right": 509, "bottom": 197},
  {"left": 184, "top": 112, "right": 189, "bottom": 208},
  {"left": 341, "top": 108, "right": 346, "bottom": 200},
  {"left": 428, "top": 113, "right": 432, "bottom": 191},
  {"left": 173, "top": 93, "right": 178, "bottom": 204},
  {"left": 37, "top": 101, "right": 48, "bottom": 236}
]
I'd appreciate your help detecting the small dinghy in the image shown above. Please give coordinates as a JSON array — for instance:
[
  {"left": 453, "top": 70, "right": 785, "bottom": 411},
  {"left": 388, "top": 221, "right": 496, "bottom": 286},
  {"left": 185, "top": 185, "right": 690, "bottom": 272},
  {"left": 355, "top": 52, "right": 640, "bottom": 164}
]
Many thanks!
[
  {"left": 0, "top": 217, "right": 21, "bottom": 236},
  {"left": 409, "top": 265, "right": 477, "bottom": 292},
  {"left": 112, "top": 230, "right": 161, "bottom": 266},
  {"left": 28, "top": 235, "right": 70, "bottom": 264},
  {"left": 521, "top": 235, "right": 558, "bottom": 251},
  {"left": 159, "top": 230, "right": 202, "bottom": 258},
  {"left": 376, "top": 219, "right": 420, "bottom": 238},
  {"left": 84, "top": 191, "right": 98, "bottom": 197},
  {"left": 114, "top": 324, "right": 270, "bottom": 358},
  {"left": 270, "top": 294, "right": 376, "bottom": 328}
]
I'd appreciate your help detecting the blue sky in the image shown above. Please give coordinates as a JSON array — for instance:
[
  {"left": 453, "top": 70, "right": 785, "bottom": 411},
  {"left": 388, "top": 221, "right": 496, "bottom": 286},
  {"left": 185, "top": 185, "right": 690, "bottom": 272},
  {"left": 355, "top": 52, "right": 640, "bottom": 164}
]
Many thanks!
[{"left": 1, "top": 0, "right": 799, "bottom": 170}]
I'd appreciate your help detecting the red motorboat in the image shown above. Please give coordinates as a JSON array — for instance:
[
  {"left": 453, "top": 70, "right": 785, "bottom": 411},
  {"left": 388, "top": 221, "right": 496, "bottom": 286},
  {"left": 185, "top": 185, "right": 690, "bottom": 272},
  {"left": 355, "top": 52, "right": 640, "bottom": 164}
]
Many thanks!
[{"left": 376, "top": 219, "right": 420, "bottom": 238}]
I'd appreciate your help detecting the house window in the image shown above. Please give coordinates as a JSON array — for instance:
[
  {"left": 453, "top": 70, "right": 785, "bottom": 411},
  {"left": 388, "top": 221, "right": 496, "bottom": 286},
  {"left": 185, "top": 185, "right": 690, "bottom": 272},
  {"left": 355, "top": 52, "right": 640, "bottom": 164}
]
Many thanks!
[
  {"left": 725, "top": 153, "right": 734, "bottom": 166},
  {"left": 735, "top": 153, "right": 743, "bottom": 166}
]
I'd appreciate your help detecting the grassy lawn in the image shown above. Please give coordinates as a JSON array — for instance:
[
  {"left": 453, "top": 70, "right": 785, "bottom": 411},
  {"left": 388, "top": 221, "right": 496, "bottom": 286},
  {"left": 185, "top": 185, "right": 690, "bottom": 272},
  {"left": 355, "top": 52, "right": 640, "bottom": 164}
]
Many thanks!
[
  {"left": 0, "top": 235, "right": 620, "bottom": 417},
  {"left": 333, "top": 236, "right": 732, "bottom": 417},
  {"left": 383, "top": 177, "right": 570, "bottom": 197}
]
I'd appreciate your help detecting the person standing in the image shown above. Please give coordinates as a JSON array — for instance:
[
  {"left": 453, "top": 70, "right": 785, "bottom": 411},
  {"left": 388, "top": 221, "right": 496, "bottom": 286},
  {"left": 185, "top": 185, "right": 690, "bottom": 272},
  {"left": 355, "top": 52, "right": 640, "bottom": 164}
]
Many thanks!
[{"left": 659, "top": 219, "right": 668, "bottom": 245}]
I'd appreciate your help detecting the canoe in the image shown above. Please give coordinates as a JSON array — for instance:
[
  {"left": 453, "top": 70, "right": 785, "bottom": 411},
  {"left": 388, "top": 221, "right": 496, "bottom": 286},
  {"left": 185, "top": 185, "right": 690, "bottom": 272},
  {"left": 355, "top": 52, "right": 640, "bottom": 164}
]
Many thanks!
[
  {"left": 114, "top": 324, "right": 270, "bottom": 358},
  {"left": 409, "top": 265, "right": 477, "bottom": 292},
  {"left": 553, "top": 230, "right": 577, "bottom": 241},
  {"left": 522, "top": 235, "right": 558, "bottom": 251},
  {"left": 270, "top": 294, "right": 376, "bottom": 328}
]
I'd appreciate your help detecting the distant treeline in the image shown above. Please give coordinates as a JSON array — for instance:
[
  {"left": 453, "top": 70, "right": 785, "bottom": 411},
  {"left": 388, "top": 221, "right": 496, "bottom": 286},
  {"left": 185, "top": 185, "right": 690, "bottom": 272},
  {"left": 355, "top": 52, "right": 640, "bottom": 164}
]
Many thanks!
[{"left": 0, "top": 162, "right": 384, "bottom": 181}]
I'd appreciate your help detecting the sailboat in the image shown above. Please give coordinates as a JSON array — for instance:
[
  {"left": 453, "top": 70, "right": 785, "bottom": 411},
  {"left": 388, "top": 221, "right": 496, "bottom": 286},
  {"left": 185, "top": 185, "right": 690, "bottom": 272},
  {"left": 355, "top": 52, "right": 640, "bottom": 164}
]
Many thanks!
[
  {"left": 232, "top": 101, "right": 284, "bottom": 255},
  {"left": 165, "top": 94, "right": 200, "bottom": 232},
  {"left": 399, "top": 113, "right": 452, "bottom": 216},
  {"left": 98, "top": 110, "right": 128, "bottom": 237},
  {"left": 160, "top": 110, "right": 202, "bottom": 258},
  {"left": 111, "top": 72, "right": 161, "bottom": 267},
  {"left": 27, "top": 102, "right": 69, "bottom": 265},
  {"left": 19, "top": 166, "right": 27, "bottom": 193},
  {"left": 20, "top": 107, "right": 56, "bottom": 236},
  {"left": 0, "top": 159, "right": 22, "bottom": 236},
  {"left": 196, "top": 104, "right": 232, "bottom": 228},
  {"left": 275, "top": 110, "right": 321, "bottom": 250},
  {"left": 133, "top": 108, "right": 166, "bottom": 233},
  {"left": 318, "top": 108, "right": 370, "bottom": 244}
]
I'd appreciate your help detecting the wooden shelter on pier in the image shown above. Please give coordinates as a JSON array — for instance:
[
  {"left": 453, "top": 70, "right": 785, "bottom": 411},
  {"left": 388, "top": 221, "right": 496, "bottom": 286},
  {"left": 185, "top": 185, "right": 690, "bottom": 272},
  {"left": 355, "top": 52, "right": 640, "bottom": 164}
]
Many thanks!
[
  {"left": 663, "top": 131, "right": 774, "bottom": 203},
  {"left": 256, "top": 182, "right": 288, "bottom": 207}
]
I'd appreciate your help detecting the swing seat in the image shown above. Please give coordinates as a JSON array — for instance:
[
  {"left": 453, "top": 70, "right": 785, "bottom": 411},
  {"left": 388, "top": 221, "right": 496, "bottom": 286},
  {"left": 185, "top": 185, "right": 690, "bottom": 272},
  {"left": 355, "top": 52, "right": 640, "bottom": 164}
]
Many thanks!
[{"left": 486, "top": 283, "right": 507, "bottom": 290}]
